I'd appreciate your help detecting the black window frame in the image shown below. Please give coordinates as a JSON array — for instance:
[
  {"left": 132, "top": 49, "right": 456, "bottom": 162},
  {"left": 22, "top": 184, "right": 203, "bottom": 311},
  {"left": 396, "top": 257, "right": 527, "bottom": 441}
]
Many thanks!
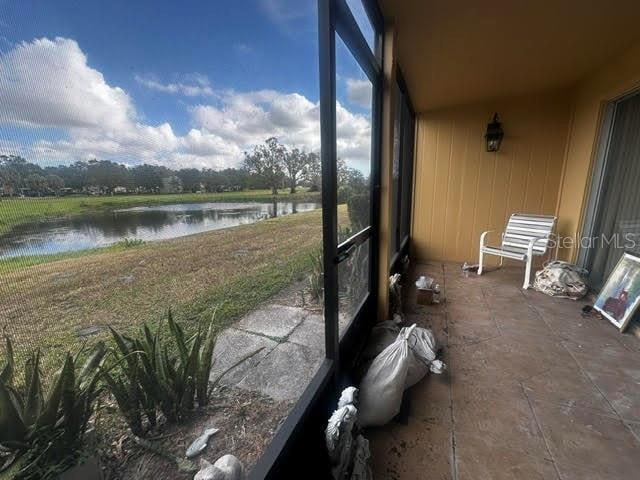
[
  {"left": 249, "top": 1, "right": 384, "bottom": 477},
  {"left": 331, "top": 0, "right": 383, "bottom": 366},
  {"left": 390, "top": 69, "right": 416, "bottom": 272}
]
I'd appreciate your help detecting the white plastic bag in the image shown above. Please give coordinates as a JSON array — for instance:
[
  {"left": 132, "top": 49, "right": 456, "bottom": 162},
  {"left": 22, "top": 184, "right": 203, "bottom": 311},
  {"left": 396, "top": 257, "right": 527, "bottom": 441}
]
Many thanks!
[
  {"left": 362, "top": 320, "right": 400, "bottom": 360},
  {"left": 359, "top": 324, "right": 446, "bottom": 427},
  {"left": 404, "top": 327, "right": 438, "bottom": 388},
  {"left": 358, "top": 325, "right": 415, "bottom": 427}
]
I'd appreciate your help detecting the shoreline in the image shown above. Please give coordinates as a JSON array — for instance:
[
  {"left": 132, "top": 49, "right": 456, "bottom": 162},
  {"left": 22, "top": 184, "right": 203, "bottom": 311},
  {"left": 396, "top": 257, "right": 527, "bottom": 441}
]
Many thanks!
[{"left": 0, "top": 189, "right": 321, "bottom": 237}]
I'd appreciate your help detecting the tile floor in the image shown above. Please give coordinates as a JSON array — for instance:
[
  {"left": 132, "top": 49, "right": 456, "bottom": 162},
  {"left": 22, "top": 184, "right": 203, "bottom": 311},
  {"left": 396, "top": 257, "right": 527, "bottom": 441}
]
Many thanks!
[{"left": 368, "top": 262, "right": 640, "bottom": 480}]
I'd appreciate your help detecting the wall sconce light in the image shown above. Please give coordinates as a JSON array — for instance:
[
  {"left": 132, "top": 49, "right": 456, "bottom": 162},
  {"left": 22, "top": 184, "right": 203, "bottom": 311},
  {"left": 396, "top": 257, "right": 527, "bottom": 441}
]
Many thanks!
[{"left": 485, "top": 113, "right": 504, "bottom": 152}]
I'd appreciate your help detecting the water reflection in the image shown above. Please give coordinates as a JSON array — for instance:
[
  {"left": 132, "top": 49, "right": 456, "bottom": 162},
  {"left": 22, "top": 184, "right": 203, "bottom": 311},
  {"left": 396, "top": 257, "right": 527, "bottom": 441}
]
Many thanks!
[{"left": 0, "top": 201, "right": 320, "bottom": 258}]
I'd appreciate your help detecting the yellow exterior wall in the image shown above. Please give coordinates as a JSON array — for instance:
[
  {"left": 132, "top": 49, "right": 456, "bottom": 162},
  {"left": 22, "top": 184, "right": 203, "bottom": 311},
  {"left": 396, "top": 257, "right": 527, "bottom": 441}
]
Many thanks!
[
  {"left": 556, "top": 41, "right": 640, "bottom": 261},
  {"left": 411, "top": 91, "right": 571, "bottom": 263}
]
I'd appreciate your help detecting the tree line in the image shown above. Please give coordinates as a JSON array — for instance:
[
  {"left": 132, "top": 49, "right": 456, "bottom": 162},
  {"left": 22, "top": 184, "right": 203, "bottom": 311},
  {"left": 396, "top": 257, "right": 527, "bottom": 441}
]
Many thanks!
[
  {"left": 0, "top": 137, "right": 367, "bottom": 198},
  {"left": 0, "top": 155, "right": 249, "bottom": 197}
]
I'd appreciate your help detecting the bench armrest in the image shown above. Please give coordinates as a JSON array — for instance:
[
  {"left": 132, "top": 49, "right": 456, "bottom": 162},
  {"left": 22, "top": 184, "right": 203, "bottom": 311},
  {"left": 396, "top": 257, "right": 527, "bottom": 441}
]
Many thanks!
[
  {"left": 526, "top": 237, "right": 548, "bottom": 256},
  {"left": 480, "top": 230, "right": 495, "bottom": 248}
]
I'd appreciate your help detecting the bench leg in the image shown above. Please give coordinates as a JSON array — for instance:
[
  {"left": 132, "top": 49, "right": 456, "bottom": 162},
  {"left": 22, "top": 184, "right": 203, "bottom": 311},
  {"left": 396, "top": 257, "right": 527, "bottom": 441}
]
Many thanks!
[
  {"left": 478, "top": 250, "right": 484, "bottom": 275},
  {"left": 523, "top": 256, "right": 532, "bottom": 289}
]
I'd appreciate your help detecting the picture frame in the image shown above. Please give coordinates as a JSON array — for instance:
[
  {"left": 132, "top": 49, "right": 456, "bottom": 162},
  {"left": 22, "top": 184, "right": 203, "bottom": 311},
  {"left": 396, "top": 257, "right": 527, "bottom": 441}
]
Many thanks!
[{"left": 594, "top": 253, "right": 640, "bottom": 332}]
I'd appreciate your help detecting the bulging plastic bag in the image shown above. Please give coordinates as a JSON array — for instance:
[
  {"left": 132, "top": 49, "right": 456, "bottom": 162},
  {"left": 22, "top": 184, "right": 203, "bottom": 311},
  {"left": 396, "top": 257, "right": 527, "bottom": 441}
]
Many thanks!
[
  {"left": 359, "top": 324, "right": 446, "bottom": 427},
  {"left": 358, "top": 325, "right": 415, "bottom": 427},
  {"left": 361, "top": 320, "right": 401, "bottom": 360},
  {"left": 404, "top": 327, "right": 438, "bottom": 388}
]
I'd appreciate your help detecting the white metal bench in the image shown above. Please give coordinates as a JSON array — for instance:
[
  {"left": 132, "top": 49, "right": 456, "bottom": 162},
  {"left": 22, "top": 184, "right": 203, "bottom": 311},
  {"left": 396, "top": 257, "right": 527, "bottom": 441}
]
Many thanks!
[{"left": 478, "top": 213, "right": 557, "bottom": 289}]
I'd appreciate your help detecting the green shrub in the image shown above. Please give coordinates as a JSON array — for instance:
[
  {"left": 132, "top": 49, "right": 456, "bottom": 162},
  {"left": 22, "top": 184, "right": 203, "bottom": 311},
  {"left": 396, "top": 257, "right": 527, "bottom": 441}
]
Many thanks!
[
  {"left": 105, "top": 311, "right": 217, "bottom": 435},
  {"left": 0, "top": 338, "right": 106, "bottom": 479},
  {"left": 346, "top": 193, "right": 369, "bottom": 231},
  {"left": 337, "top": 185, "right": 353, "bottom": 204},
  {"left": 116, "top": 238, "right": 145, "bottom": 248}
]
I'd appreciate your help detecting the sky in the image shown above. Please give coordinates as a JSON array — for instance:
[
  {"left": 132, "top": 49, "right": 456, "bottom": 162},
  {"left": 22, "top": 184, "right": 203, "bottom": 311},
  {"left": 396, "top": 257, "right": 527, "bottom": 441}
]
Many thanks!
[{"left": 0, "top": 0, "right": 374, "bottom": 173}]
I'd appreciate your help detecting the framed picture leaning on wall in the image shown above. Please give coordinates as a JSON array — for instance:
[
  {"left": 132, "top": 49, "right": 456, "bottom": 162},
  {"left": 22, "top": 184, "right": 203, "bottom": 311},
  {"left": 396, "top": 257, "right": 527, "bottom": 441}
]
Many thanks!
[{"left": 594, "top": 253, "right": 640, "bottom": 331}]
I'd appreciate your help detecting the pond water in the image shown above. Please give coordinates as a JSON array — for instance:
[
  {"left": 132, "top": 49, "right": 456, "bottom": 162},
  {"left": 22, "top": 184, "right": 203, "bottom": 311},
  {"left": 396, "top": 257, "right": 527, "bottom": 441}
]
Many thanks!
[{"left": 0, "top": 201, "right": 320, "bottom": 258}]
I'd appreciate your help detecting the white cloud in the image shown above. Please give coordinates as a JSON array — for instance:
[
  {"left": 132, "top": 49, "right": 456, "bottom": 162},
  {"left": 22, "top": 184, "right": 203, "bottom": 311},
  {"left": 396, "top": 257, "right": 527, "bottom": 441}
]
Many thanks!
[
  {"left": 260, "top": 0, "right": 312, "bottom": 24},
  {"left": 259, "top": 0, "right": 315, "bottom": 36},
  {"left": 135, "top": 73, "right": 214, "bottom": 97},
  {"left": 190, "top": 90, "right": 372, "bottom": 172},
  {"left": 0, "top": 37, "right": 134, "bottom": 130},
  {"left": 346, "top": 78, "right": 372, "bottom": 108},
  {"left": 0, "top": 37, "right": 371, "bottom": 173}
]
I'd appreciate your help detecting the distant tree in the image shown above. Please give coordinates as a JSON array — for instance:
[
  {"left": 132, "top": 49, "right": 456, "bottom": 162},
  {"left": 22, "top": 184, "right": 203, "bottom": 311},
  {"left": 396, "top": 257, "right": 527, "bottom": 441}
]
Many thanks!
[
  {"left": 176, "top": 168, "right": 203, "bottom": 193},
  {"left": 87, "top": 159, "right": 132, "bottom": 194},
  {"left": 46, "top": 174, "right": 65, "bottom": 194},
  {"left": 243, "top": 137, "right": 286, "bottom": 195},
  {"left": 201, "top": 168, "right": 224, "bottom": 192},
  {"left": 282, "top": 147, "right": 310, "bottom": 194},
  {"left": 46, "top": 161, "right": 88, "bottom": 191},
  {"left": 0, "top": 156, "right": 22, "bottom": 196},
  {"left": 162, "top": 175, "right": 183, "bottom": 193},
  {"left": 220, "top": 167, "right": 248, "bottom": 190},
  {"left": 132, "top": 164, "right": 165, "bottom": 192},
  {"left": 337, "top": 158, "right": 367, "bottom": 192},
  {"left": 25, "top": 173, "right": 48, "bottom": 196},
  {"left": 302, "top": 152, "right": 321, "bottom": 192}
]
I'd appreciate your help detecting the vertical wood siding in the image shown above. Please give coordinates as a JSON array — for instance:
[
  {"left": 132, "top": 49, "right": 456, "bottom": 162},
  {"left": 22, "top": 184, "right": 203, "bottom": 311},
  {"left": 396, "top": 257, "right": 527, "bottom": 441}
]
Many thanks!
[{"left": 411, "top": 92, "right": 571, "bottom": 263}]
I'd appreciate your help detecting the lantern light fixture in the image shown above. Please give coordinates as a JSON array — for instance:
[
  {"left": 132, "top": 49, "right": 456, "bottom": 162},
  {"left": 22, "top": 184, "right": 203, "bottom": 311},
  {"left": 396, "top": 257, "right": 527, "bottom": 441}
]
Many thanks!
[{"left": 485, "top": 113, "right": 504, "bottom": 152}]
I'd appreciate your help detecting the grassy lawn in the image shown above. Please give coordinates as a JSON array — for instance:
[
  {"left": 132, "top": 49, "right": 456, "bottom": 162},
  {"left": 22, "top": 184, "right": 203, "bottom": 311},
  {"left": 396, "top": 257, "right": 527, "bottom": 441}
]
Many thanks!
[
  {"left": 0, "top": 207, "right": 340, "bottom": 374},
  {"left": 0, "top": 241, "right": 148, "bottom": 274},
  {"left": 0, "top": 188, "right": 321, "bottom": 236}
]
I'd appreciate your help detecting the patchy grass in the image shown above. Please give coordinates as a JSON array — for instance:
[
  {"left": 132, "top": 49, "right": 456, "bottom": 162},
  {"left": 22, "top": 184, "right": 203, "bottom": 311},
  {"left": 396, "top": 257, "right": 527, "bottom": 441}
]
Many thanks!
[
  {"left": 0, "top": 189, "right": 321, "bottom": 236},
  {"left": 0, "top": 239, "right": 147, "bottom": 274},
  {"left": 0, "top": 208, "right": 346, "bottom": 375}
]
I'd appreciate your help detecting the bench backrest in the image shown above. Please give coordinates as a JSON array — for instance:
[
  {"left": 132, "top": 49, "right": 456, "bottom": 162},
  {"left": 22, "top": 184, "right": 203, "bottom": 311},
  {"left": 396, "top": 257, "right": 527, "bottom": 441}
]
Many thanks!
[{"left": 501, "top": 213, "right": 556, "bottom": 255}]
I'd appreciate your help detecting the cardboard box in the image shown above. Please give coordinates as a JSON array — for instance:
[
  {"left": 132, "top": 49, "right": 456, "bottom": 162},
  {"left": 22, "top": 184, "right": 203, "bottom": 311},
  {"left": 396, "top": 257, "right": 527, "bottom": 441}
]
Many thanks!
[{"left": 417, "top": 288, "right": 436, "bottom": 305}]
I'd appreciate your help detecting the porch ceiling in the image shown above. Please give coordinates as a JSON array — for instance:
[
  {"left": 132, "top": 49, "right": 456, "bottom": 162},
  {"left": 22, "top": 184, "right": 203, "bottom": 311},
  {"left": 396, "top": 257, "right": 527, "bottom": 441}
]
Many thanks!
[{"left": 378, "top": 0, "right": 640, "bottom": 111}]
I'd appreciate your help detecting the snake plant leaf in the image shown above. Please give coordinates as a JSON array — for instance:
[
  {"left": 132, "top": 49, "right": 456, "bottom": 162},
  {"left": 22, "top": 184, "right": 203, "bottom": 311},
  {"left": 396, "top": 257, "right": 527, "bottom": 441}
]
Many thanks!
[
  {"left": 197, "top": 320, "right": 217, "bottom": 406},
  {"left": 143, "top": 324, "right": 156, "bottom": 358},
  {"left": 37, "top": 354, "right": 73, "bottom": 429},
  {"left": 0, "top": 381, "right": 27, "bottom": 445},
  {"left": 185, "top": 334, "right": 201, "bottom": 385},
  {"left": 61, "top": 354, "right": 79, "bottom": 443},
  {"left": 168, "top": 311, "right": 188, "bottom": 364},
  {"left": 103, "top": 371, "right": 143, "bottom": 436},
  {"left": 179, "top": 335, "right": 201, "bottom": 414},
  {"left": 109, "top": 327, "right": 138, "bottom": 373},
  {"left": 77, "top": 342, "right": 106, "bottom": 388},
  {"left": 23, "top": 351, "right": 44, "bottom": 427}
]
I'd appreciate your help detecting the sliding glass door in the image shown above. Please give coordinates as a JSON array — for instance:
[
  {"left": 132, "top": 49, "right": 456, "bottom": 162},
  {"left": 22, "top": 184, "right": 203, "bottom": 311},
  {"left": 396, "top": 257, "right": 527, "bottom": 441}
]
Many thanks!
[{"left": 583, "top": 91, "right": 640, "bottom": 289}]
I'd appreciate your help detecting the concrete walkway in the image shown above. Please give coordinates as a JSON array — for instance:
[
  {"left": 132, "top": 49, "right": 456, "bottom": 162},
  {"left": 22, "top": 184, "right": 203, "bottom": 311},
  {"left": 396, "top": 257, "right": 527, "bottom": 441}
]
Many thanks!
[
  {"left": 369, "top": 262, "right": 640, "bottom": 480},
  {"left": 209, "top": 304, "right": 324, "bottom": 402}
]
